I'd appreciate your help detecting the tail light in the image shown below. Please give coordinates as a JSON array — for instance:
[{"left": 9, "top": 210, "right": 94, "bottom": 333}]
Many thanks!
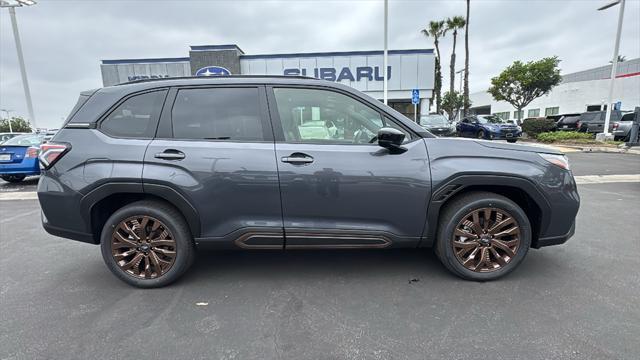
[
  {"left": 25, "top": 146, "right": 39, "bottom": 158},
  {"left": 576, "top": 121, "right": 581, "bottom": 129},
  {"left": 38, "top": 142, "right": 71, "bottom": 169},
  {"left": 612, "top": 123, "right": 619, "bottom": 130}
]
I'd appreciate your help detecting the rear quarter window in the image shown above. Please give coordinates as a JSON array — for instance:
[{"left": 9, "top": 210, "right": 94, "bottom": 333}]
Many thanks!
[{"left": 100, "top": 90, "right": 167, "bottom": 138}]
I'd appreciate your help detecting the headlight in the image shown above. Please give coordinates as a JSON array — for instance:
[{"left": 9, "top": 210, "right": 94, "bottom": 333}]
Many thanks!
[
  {"left": 517, "top": 126, "right": 522, "bottom": 131},
  {"left": 539, "top": 153, "right": 570, "bottom": 170}
]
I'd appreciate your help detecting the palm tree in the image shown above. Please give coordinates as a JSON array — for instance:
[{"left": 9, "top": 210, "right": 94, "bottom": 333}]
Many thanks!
[
  {"left": 446, "top": 16, "right": 466, "bottom": 94},
  {"left": 463, "top": 0, "right": 471, "bottom": 116},
  {"left": 421, "top": 20, "right": 447, "bottom": 113}
]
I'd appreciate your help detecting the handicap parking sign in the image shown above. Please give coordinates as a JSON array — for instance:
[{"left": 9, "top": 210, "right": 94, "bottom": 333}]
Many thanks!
[{"left": 412, "top": 89, "right": 420, "bottom": 105}]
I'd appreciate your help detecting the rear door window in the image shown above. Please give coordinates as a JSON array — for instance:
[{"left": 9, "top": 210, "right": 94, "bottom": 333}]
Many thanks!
[
  {"left": 100, "top": 90, "right": 167, "bottom": 138},
  {"left": 171, "top": 87, "right": 265, "bottom": 141}
]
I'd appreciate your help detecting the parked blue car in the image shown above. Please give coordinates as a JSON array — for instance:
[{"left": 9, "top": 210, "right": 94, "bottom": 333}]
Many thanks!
[
  {"left": 457, "top": 115, "right": 522, "bottom": 143},
  {"left": 0, "top": 133, "right": 45, "bottom": 183}
]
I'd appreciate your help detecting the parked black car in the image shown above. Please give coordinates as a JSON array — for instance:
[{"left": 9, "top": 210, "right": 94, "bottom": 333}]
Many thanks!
[
  {"left": 418, "top": 114, "right": 456, "bottom": 137},
  {"left": 556, "top": 115, "right": 582, "bottom": 131},
  {"left": 576, "top": 110, "right": 626, "bottom": 133},
  {"left": 37, "top": 76, "right": 580, "bottom": 288}
]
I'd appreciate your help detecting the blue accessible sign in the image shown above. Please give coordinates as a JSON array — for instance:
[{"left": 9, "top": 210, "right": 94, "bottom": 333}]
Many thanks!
[{"left": 412, "top": 89, "right": 420, "bottom": 105}]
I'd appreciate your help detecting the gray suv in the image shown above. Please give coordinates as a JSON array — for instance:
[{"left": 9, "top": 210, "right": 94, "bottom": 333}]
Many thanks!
[{"left": 37, "top": 76, "right": 580, "bottom": 288}]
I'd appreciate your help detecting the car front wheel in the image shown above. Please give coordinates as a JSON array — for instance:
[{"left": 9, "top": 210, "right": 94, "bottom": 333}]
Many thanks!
[
  {"left": 100, "top": 200, "right": 195, "bottom": 288},
  {"left": 435, "top": 191, "right": 531, "bottom": 281},
  {"left": 477, "top": 130, "right": 485, "bottom": 139}
]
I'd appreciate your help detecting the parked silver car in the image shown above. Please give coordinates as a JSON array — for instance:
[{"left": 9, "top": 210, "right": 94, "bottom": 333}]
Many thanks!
[{"left": 612, "top": 112, "right": 636, "bottom": 141}]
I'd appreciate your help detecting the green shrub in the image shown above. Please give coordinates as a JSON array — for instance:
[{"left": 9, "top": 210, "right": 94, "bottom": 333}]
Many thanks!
[
  {"left": 521, "top": 117, "right": 556, "bottom": 137},
  {"left": 537, "top": 131, "right": 594, "bottom": 143}
]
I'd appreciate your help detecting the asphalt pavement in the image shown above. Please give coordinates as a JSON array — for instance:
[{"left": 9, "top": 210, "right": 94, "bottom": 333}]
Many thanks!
[{"left": 1, "top": 152, "right": 639, "bottom": 360}]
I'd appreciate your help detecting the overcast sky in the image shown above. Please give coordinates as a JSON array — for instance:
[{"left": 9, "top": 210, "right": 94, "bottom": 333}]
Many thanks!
[{"left": 1, "top": 0, "right": 639, "bottom": 128}]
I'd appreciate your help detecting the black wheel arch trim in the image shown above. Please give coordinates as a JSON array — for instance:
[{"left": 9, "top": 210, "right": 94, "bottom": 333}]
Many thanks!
[
  {"left": 79, "top": 182, "right": 201, "bottom": 242},
  {"left": 421, "top": 173, "right": 552, "bottom": 247}
]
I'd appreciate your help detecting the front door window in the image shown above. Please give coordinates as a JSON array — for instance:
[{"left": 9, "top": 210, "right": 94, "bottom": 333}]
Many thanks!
[{"left": 273, "top": 88, "right": 409, "bottom": 144}]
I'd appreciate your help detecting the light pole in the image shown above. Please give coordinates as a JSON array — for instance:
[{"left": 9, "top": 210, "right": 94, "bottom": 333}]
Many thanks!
[
  {"left": 456, "top": 69, "right": 464, "bottom": 93},
  {"left": 598, "top": 0, "right": 625, "bottom": 140},
  {"left": 1, "top": 109, "right": 14, "bottom": 132},
  {"left": 382, "top": 0, "right": 388, "bottom": 105},
  {"left": 1, "top": 0, "right": 37, "bottom": 129}
]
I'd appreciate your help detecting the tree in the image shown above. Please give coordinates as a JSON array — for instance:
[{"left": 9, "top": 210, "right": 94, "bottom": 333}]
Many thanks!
[
  {"left": 0, "top": 117, "right": 33, "bottom": 133},
  {"left": 488, "top": 57, "right": 562, "bottom": 123},
  {"left": 463, "top": 0, "right": 471, "bottom": 116},
  {"left": 421, "top": 20, "right": 447, "bottom": 113},
  {"left": 446, "top": 16, "right": 466, "bottom": 94},
  {"left": 441, "top": 91, "right": 465, "bottom": 122}
]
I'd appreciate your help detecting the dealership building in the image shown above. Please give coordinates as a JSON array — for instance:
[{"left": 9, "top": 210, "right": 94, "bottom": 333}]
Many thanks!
[
  {"left": 100, "top": 44, "right": 435, "bottom": 119},
  {"left": 469, "top": 57, "right": 640, "bottom": 120}
]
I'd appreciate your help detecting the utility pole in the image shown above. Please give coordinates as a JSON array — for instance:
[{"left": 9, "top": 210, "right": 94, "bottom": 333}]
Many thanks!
[
  {"left": 383, "top": 0, "right": 388, "bottom": 105},
  {"left": 598, "top": 0, "right": 626, "bottom": 140},
  {"left": 1, "top": 0, "right": 38, "bottom": 129}
]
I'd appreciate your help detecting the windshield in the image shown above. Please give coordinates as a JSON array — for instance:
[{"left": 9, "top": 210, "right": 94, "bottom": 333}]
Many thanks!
[
  {"left": 2, "top": 134, "right": 44, "bottom": 146},
  {"left": 420, "top": 115, "right": 449, "bottom": 126},
  {"left": 478, "top": 115, "right": 506, "bottom": 124}
]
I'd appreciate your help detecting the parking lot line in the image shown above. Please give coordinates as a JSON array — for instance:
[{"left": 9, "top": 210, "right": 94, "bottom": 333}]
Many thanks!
[
  {"left": 574, "top": 174, "right": 640, "bottom": 185},
  {"left": 0, "top": 192, "right": 38, "bottom": 201}
]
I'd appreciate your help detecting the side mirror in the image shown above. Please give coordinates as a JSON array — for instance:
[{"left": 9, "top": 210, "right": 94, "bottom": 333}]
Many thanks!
[{"left": 377, "top": 127, "right": 405, "bottom": 151}]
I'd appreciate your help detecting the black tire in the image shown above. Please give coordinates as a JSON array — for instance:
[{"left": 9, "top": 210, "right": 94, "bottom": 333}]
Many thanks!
[
  {"left": 1, "top": 175, "right": 26, "bottom": 183},
  {"left": 507, "top": 139, "right": 518, "bottom": 143},
  {"left": 100, "top": 200, "right": 195, "bottom": 288},
  {"left": 434, "top": 191, "right": 531, "bottom": 281},
  {"left": 477, "top": 130, "right": 485, "bottom": 139}
]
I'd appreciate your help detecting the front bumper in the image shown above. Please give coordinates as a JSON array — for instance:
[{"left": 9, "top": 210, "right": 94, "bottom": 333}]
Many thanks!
[{"left": 487, "top": 130, "right": 522, "bottom": 140}]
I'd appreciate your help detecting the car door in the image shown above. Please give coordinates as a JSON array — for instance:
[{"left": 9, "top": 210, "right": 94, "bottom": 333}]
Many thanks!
[
  {"left": 143, "top": 85, "right": 284, "bottom": 248},
  {"left": 268, "top": 86, "right": 431, "bottom": 248},
  {"left": 458, "top": 118, "right": 471, "bottom": 137}
]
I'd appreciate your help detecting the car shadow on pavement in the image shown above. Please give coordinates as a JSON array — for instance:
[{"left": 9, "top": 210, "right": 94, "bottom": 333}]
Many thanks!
[
  {"left": 0, "top": 176, "right": 39, "bottom": 191},
  {"left": 179, "top": 248, "right": 457, "bottom": 286}
]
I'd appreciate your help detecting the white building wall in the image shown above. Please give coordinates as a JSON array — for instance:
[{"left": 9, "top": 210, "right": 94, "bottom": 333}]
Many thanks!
[{"left": 470, "top": 59, "right": 640, "bottom": 120}]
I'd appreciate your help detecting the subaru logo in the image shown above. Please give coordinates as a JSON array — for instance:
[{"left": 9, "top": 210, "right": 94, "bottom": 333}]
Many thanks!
[{"left": 195, "top": 66, "right": 231, "bottom": 77}]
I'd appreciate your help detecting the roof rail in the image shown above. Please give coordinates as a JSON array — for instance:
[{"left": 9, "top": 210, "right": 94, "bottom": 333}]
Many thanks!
[{"left": 118, "top": 74, "right": 318, "bottom": 85}]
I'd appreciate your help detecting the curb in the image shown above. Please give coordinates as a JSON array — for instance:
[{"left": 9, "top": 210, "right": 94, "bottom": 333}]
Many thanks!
[{"left": 521, "top": 141, "right": 640, "bottom": 154}]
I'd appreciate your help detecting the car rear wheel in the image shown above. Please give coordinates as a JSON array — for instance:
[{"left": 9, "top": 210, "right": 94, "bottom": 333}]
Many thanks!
[
  {"left": 507, "top": 139, "right": 518, "bottom": 143},
  {"left": 100, "top": 200, "right": 195, "bottom": 288},
  {"left": 1, "top": 175, "right": 26, "bottom": 183},
  {"left": 477, "top": 130, "right": 485, "bottom": 139},
  {"left": 435, "top": 191, "right": 531, "bottom": 281}
]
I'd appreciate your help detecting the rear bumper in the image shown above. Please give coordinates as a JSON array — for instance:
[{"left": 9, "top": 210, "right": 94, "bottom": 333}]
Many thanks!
[
  {"left": 534, "top": 221, "right": 575, "bottom": 248},
  {"left": 0, "top": 158, "right": 40, "bottom": 176}
]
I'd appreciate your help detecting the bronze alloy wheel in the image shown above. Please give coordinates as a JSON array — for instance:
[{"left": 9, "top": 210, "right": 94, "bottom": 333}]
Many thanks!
[
  {"left": 111, "top": 215, "right": 177, "bottom": 279},
  {"left": 451, "top": 207, "right": 521, "bottom": 273}
]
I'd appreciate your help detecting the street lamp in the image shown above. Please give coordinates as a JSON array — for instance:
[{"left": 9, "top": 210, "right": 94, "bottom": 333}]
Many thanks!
[
  {"left": 0, "top": 0, "right": 37, "bottom": 129},
  {"left": 597, "top": 0, "right": 625, "bottom": 140}
]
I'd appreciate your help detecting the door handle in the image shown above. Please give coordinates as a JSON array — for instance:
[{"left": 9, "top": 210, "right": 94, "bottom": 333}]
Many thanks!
[
  {"left": 154, "top": 149, "right": 185, "bottom": 160},
  {"left": 281, "top": 153, "right": 314, "bottom": 164}
]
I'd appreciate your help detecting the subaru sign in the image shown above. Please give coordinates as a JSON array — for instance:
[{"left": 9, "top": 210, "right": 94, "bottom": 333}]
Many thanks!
[
  {"left": 283, "top": 66, "right": 391, "bottom": 82},
  {"left": 195, "top": 66, "right": 231, "bottom": 77}
]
